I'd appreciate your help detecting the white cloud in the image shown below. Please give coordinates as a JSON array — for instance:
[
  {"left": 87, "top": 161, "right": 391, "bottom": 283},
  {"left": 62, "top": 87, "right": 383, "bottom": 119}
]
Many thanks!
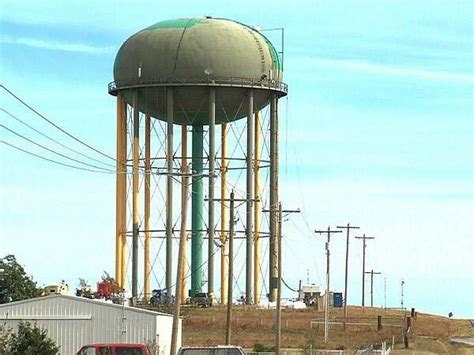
[
  {"left": 306, "top": 58, "right": 474, "bottom": 84},
  {"left": 0, "top": 35, "right": 114, "bottom": 54}
]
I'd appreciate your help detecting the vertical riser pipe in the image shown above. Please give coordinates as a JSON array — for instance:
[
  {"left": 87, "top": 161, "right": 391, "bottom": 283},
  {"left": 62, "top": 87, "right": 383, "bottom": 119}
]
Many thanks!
[{"left": 191, "top": 125, "right": 204, "bottom": 296}]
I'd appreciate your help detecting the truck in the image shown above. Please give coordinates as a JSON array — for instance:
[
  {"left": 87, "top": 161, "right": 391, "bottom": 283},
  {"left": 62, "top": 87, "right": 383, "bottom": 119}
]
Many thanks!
[
  {"left": 150, "top": 288, "right": 174, "bottom": 306},
  {"left": 190, "top": 292, "right": 213, "bottom": 308},
  {"left": 77, "top": 343, "right": 150, "bottom": 355},
  {"left": 178, "top": 346, "right": 246, "bottom": 355}
]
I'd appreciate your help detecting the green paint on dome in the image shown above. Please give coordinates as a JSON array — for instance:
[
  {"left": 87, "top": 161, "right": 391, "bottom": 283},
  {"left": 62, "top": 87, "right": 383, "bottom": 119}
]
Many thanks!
[
  {"left": 259, "top": 33, "right": 282, "bottom": 71},
  {"left": 145, "top": 18, "right": 205, "bottom": 31}
]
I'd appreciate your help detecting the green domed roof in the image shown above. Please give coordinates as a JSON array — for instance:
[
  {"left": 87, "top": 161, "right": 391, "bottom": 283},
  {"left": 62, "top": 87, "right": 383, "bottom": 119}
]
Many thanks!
[
  {"left": 111, "top": 18, "right": 286, "bottom": 125},
  {"left": 113, "top": 17, "right": 282, "bottom": 86}
]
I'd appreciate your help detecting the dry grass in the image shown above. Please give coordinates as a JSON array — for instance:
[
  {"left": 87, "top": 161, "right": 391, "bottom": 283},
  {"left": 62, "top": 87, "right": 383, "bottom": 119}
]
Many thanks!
[{"left": 180, "top": 305, "right": 473, "bottom": 352}]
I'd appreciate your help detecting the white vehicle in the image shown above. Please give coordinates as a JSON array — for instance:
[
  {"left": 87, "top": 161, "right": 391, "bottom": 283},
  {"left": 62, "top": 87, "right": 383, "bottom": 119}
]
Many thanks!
[{"left": 178, "top": 346, "right": 246, "bottom": 355}]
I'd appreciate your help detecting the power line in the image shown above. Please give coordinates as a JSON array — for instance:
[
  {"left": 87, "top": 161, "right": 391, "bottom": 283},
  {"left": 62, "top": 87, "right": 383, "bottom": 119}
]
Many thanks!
[
  {"left": 281, "top": 277, "right": 298, "bottom": 292},
  {"left": 0, "top": 139, "right": 115, "bottom": 174},
  {"left": 0, "top": 84, "right": 116, "bottom": 161},
  {"left": 1, "top": 124, "right": 115, "bottom": 172},
  {"left": 1, "top": 108, "right": 115, "bottom": 168}
]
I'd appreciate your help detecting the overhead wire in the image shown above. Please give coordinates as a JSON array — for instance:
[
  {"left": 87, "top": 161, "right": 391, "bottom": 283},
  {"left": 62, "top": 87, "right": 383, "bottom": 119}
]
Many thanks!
[
  {"left": 0, "top": 108, "right": 116, "bottom": 168},
  {"left": 0, "top": 84, "right": 116, "bottom": 162},
  {"left": 0, "top": 140, "right": 114, "bottom": 174},
  {"left": 1, "top": 124, "right": 115, "bottom": 172},
  {"left": 281, "top": 278, "right": 299, "bottom": 293}
]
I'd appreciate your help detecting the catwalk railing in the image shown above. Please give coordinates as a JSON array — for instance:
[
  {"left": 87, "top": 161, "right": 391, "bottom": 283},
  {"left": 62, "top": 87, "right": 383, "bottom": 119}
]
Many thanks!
[{"left": 108, "top": 76, "right": 288, "bottom": 95}]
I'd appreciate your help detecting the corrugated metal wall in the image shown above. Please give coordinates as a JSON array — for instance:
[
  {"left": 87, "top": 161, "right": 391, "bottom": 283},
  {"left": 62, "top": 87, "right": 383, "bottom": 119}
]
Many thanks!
[{"left": 0, "top": 295, "right": 180, "bottom": 355}]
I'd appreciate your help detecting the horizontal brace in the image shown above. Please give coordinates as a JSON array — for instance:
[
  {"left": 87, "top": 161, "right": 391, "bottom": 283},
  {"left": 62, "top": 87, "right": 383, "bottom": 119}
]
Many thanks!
[{"left": 125, "top": 229, "right": 270, "bottom": 237}]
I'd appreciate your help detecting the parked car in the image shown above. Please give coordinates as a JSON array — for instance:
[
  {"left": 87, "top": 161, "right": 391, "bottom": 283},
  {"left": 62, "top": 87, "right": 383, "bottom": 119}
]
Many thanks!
[
  {"left": 77, "top": 343, "right": 150, "bottom": 355},
  {"left": 178, "top": 346, "right": 246, "bottom": 355},
  {"left": 190, "top": 292, "right": 212, "bottom": 307},
  {"left": 150, "top": 288, "right": 174, "bottom": 306}
]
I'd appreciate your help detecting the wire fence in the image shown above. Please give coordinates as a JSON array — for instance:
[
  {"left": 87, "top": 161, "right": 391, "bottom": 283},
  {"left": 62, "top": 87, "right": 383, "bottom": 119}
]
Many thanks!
[{"left": 248, "top": 349, "right": 391, "bottom": 355}]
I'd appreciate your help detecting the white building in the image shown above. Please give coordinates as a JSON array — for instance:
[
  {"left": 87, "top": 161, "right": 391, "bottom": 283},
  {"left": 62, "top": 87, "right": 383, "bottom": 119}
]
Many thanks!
[
  {"left": 298, "top": 284, "right": 321, "bottom": 300},
  {"left": 0, "top": 295, "right": 181, "bottom": 354}
]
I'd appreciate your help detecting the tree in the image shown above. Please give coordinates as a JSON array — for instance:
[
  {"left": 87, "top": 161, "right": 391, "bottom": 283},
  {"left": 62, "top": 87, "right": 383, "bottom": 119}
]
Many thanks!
[
  {"left": 0, "top": 324, "right": 13, "bottom": 354},
  {"left": 2, "top": 322, "right": 59, "bottom": 355},
  {"left": 0, "top": 255, "right": 40, "bottom": 303}
]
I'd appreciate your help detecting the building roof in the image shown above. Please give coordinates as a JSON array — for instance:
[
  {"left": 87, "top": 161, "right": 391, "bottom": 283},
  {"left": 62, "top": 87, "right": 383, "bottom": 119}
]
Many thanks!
[{"left": 0, "top": 294, "right": 174, "bottom": 318}]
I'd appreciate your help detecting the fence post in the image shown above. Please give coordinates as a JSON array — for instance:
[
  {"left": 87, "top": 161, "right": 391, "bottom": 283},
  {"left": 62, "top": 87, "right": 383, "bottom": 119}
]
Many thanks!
[{"left": 377, "top": 315, "right": 382, "bottom": 331}]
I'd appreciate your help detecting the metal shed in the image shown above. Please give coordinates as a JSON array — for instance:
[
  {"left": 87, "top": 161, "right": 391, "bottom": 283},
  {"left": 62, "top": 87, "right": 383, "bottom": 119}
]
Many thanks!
[{"left": 0, "top": 295, "right": 181, "bottom": 354}]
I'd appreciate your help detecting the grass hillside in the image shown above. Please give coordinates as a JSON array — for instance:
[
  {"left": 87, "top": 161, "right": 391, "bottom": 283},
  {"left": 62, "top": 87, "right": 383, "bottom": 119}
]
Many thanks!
[{"left": 180, "top": 305, "right": 474, "bottom": 353}]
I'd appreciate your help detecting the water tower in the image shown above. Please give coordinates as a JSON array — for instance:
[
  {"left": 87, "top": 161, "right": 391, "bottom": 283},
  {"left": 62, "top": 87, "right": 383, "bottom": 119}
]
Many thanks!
[{"left": 108, "top": 17, "right": 287, "bottom": 304}]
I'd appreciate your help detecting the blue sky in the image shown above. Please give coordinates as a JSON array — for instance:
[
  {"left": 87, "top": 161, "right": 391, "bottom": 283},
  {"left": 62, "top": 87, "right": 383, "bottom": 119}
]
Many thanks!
[{"left": 1, "top": 1, "right": 473, "bottom": 317}]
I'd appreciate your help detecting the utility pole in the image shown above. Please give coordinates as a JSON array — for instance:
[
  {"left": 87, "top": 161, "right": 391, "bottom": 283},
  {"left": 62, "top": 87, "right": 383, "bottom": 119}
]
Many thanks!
[
  {"left": 225, "top": 191, "right": 235, "bottom": 345},
  {"left": 170, "top": 135, "right": 189, "bottom": 355},
  {"left": 355, "top": 234, "right": 374, "bottom": 307},
  {"left": 365, "top": 269, "right": 381, "bottom": 307},
  {"left": 315, "top": 226, "right": 342, "bottom": 343},
  {"left": 265, "top": 204, "right": 299, "bottom": 355},
  {"left": 336, "top": 223, "right": 360, "bottom": 326},
  {"left": 208, "top": 192, "right": 246, "bottom": 345}
]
